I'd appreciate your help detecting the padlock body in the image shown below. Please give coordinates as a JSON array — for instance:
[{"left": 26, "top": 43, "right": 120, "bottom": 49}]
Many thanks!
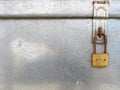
[{"left": 92, "top": 54, "right": 108, "bottom": 67}]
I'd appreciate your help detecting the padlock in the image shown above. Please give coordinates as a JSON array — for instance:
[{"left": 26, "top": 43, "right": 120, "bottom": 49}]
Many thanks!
[{"left": 92, "top": 32, "right": 108, "bottom": 67}]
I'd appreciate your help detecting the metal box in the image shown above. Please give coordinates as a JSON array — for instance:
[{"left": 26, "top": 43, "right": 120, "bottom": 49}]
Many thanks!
[{"left": 0, "top": 0, "right": 120, "bottom": 90}]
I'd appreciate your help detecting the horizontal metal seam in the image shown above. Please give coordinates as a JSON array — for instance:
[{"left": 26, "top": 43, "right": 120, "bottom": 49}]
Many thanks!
[{"left": 0, "top": 14, "right": 119, "bottom": 19}]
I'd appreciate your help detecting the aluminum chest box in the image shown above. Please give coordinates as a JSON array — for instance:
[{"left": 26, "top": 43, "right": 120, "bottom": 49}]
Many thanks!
[{"left": 0, "top": 0, "right": 120, "bottom": 90}]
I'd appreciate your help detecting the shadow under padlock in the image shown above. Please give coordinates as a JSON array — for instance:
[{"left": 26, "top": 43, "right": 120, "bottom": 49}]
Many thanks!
[{"left": 92, "top": 31, "right": 109, "bottom": 67}]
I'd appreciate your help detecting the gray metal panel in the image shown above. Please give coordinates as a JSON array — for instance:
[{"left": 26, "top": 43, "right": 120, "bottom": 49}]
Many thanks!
[
  {"left": 0, "top": 19, "right": 120, "bottom": 90},
  {"left": 0, "top": 0, "right": 119, "bottom": 18}
]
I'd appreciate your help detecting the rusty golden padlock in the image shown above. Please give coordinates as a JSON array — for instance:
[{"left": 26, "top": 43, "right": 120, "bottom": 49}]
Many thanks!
[{"left": 92, "top": 32, "right": 108, "bottom": 67}]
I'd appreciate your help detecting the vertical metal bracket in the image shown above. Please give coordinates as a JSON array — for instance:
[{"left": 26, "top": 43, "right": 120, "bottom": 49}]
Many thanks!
[{"left": 93, "top": 0, "right": 109, "bottom": 43}]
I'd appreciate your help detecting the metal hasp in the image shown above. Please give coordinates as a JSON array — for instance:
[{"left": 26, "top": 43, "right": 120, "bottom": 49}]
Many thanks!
[{"left": 93, "top": 0, "right": 110, "bottom": 43}]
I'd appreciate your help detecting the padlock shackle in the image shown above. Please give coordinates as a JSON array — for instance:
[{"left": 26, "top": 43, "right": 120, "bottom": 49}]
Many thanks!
[{"left": 94, "top": 32, "right": 107, "bottom": 54}]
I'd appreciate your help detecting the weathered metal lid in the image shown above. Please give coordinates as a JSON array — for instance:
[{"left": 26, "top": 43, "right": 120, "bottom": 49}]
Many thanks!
[{"left": 0, "top": 0, "right": 119, "bottom": 18}]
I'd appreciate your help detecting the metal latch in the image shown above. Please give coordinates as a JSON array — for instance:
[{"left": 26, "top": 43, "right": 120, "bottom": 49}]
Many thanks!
[{"left": 93, "top": 0, "right": 110, "bottom": 43}]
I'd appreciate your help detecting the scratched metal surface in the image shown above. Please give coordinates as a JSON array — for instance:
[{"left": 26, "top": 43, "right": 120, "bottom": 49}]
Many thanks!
[
  {"left": 0, "top": 19, "right": 119, "bottom": 90},
  {"left": 0, "top": 0, "right": 120, "bottom": 90}
]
